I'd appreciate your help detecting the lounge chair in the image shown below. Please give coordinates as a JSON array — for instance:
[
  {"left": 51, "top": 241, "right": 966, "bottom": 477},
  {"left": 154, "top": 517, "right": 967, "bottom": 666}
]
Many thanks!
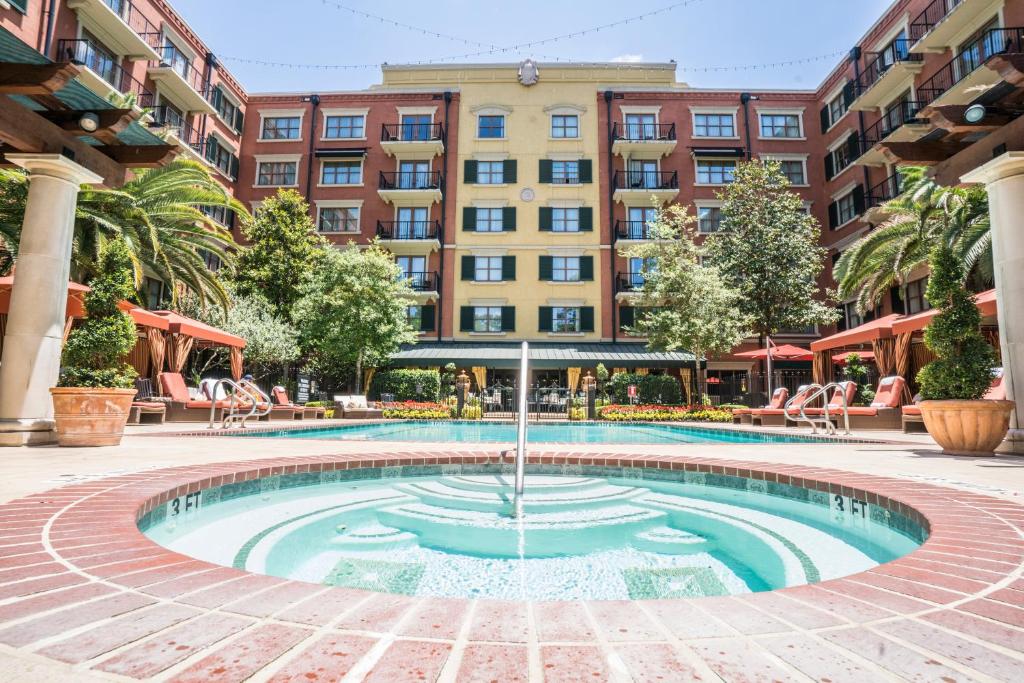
[
  {"left": 733, "top": 387, "right": 788, "bottom": 425},
  {"left": 841, "top": 376, "right": 906, "bottom": 430},
  {"left": 199, "top": 378, "right": 275, "bottom": 422},
  {"left": 793, "top": 381, "right": 858, "bottom": 425},
  {"left": 903, "top": 371, "right": 1005, "bottom": 433},
  {"left": 753, "top": 386, "right": 814, "bottom": 427},
  {"left": 333, "top": 395, "right": 383, "bottom": 420},
  {"left": 159, "top": 372, "right": 234, "bottom": 422},
  {"left": 128, "top": 378, "right": 166, "bottom": 425},
  {"left": 271, "top": 386, "right": 321, "bottom": 420}
]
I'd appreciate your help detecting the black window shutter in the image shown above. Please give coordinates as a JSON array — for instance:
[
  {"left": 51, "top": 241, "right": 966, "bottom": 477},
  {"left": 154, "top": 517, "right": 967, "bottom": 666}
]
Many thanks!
[
  {"left": 205, "top": 134, "right": 217, "bottom": 163},
  {"left": 846, "top": 134, "right": 860, "bottom": 164},
  {"left": 619, "top": 306, "right": 635, "bottom": 329},
  {"left": 842, "top": 81, "right": 856, "bottom": 107},
  {"left": 539, "top": 159, "right": 553, "bottom": 183},
  {"left": 503, "top": 159, "right": 517, "bottom": 183},
  {"left": 462, "top": 207, "right": 476, "bottom": 231},
  {"left": 502, "top": 255, "right": 516, "bottom": 281},
  {"left": 852, "top": 185, "right": 866, "bottom": 215},
  {"left": 461, "top": 255, "right": 475, "bottom": 280},
  {"left": 538, "top": 256, "right": 553, "bottom": 281},
  {"left": 580, "top": 256, "right": 594, "bottom": 281},
  {"left": 828, "top": 201, "right": 839, "bottom": 230},
  {"left": 464, "top": 160, "right": 478, "bottom": 183},
  {"left": 459, "top": 306, "right": 474, "bottom": 332},
  {"left": 502, "top": 206, "right": 516, "bottom": 231},
  {"left": 229, "top": 155, "right": 240, "bottom": 181},
  {"left": 539, "top": 207, "right": 553, "bottom": 231},
  {"left": 820, "top": 106, "right": 831, "bottom": 134},
  {"left": 538, "top": 307, "right": 553, "bottom": 332},
  {"left": 580, "top": 307, "right": 595, "bottom": 332},
  {"left": 501, "top": 306, "right": 516, "bottom": 332},
  {"left": 420, "top": 305, "right": 436, "bottom": 332},
  {"left": 578, "top": 159, "right": 593, "bottom": 183},
  {"left": 579, "top": 207, "right": 593, "bottom": 231},
  {"left": 824, "top": 153, "right": 835, "bottom": 181},
  {"left": 234, "top": 109, "right": 244, "bottom": 133}
]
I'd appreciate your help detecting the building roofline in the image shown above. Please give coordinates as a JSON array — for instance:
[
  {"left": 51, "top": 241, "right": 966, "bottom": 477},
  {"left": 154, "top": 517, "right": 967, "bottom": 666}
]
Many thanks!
[{"left": 381, "top": 61, "right": 678, "bottom": 71}]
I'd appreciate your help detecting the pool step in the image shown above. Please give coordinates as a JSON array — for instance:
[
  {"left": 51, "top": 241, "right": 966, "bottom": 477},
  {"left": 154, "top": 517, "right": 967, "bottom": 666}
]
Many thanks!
[
  {"left": 394, "top": 479, "right": 645, "bottom": 513},
  {"left": 441, "top": 475, "right": 608, "bottom": 494},
  {"left": 329, "top": 523, "right": 418, "bottom": 550},
  {"left": 633, "top": 527, "right": 709, "bottom": 554}
]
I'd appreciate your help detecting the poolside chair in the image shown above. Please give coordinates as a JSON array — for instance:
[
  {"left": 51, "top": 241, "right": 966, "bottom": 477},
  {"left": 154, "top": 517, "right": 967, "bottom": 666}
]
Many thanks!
[
  {"left": 271, "top": 386, "right": 322, "bottom": 420},
  {"left": 128, "top": 377, "right": 166, "bottom": 425},
  {"left": 158, "top": 372, "right": 234, "bottom": 422},
  {"left": 752, "top": 386, "right": 814, "bottom": 427},
  {"left": 903, "top": 370, "right": 1005, "bottom": 433},
  {"left": 841, "top": 376, "right": 906, "bottom": 430},
  {"left": 334, "top": 395, "right": 384, "bottom": 420},
  {"left": 733, "top": 387, "right": 788, "bottom": 425}
]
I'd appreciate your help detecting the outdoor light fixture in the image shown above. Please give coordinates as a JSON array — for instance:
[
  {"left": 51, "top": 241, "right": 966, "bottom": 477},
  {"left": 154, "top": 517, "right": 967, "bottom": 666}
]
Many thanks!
[
  {"left": 78, "top": 112, "right": 100, "bottom": 133},
  {"left": 964, "top": 104, "right": 988, "bottom": 124}
]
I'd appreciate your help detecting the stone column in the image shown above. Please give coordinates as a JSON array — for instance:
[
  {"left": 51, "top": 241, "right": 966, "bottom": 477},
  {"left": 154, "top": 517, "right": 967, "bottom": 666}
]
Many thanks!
[
  {"left": 962, "top": 152, "right": 1024, "bottom": 454},
  {"left": 0, "top": 155, "right": 103, "bottom": 446}
]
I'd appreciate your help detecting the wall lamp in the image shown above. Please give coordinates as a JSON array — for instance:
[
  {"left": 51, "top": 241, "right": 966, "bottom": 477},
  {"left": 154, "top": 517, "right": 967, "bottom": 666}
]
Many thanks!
[{"left": 78, "top": 112, "right": 100, "bottom": 133}]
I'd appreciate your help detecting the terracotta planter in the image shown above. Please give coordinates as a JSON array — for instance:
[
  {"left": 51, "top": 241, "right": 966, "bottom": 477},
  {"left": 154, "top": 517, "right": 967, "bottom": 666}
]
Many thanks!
[
  {"left": 919, "top": 399, "right": 1016, "bottom": 456},
  {"left": 50, "top": 387, "right": 137, "bottom": 447}
]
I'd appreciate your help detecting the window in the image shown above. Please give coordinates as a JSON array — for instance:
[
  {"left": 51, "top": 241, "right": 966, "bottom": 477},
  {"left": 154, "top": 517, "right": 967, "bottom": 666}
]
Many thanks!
[
  {"left": 475, "top": 208, "right": 504, "bottom": 232},
  {"left": 837, "top": 191, "right": 858, "bottom": 225},
  {"left": 626, "top": 160, "right": 659, "bottom": 188},
  {"left": 473, "top": 256, "right": 504, "bottom": 282},
  {"left": 396, "top": 208, "right": 430, "bottom": 238},
  {"left": 551, "top": 114, "right": 579, "bottom": 138},
  {"left": 696, "top": 160, "right": 736, "bottom": 185},
  {"left": 143, "top": 277, "right": 164, "bottom": 310},
  {"left": 905, "top": 277, "right": 931, "bottom": 314},
  {"left": 625, "top": 207, "right": 658, "bottom": 239},
  {"left": 551, "top": 257, "right": 581, "bottom": 282},
  {"left": 551, "top": 208, "right": 580, "bottom": 233},
  {"left": 201, "top": 250, "right": 222, "bottom": 272},
  {"left": 760, "top": 113, "right": 802, "bottom": 138},
  {"left": 398, "top": 161, "right": 431, "bottom": 189},
  {"left": 828, "top": 93, "right": 848, "bottom": 129},
  {"left": 318, "top": 206, "right": 359, "bottom": 233},
  {"left": 474, "top": 306, "right": 504, "bottom": 333},
  {"left": 321, "top": 160, "right": 362, "bottom": 185},
  {"left": 162, "top": 42, "right": 191, "bottom": 79},
  {"left": 205, "top": 137, "right": 236, "bottom": 179},
  {"left": 213, "top": 89, "right": 241, "bottom": 131},
  {"left": 697, "top": 206, "right": 722, "bottom": 234},
  {"left": 693, "top": 113, "right": 735, "bottom": 138},
  {"left": 478, "top": 115, "right": 505, "bottom": 138},
  {"left": 551, "top": 307, "right": 581, "bottom": 333},
  {"left": 257, "top": 161, "right": 297, "bottom": 186},
  {"left": 551, "top": 161, "right": 580, "bottom": 184},
  {"left": 628, "top": 257, "right": 655, "bottom": 287},
  {"left": 476, "top": 161, "right": 505, "bottom": 184},
  {"left": 830, "top": 144, "right": 853, "bottom": 177},
  {"left": 201, "top": 205, "right": 233, "bottom": 227},
  {"left": 396, "top": 256, "right": 427, "bottom": 289},
  {"left": 624, "top": 113, "right": 657, "bottom": 140},
  {"left": 777, "top": 160, "right": 806, "bottom": 185},
  {"left": 406, "top": 305, "right": 424, "bottom": 330},
  {"left": 401, "top": 114, "right": 432, "bottom": 141},
  {"left": 261, "top": 116, "right": 301, "bottom": 140},
  {"left": 324, "top": 115, "right": 364, "bottom": 139},
  {"left": 80, "top": 33, "right": 118, "bottom": 87}
]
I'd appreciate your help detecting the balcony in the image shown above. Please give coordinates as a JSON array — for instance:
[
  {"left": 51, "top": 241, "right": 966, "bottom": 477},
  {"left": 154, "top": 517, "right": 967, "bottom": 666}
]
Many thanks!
[
  {"left": 376, "top": 220, "right": 441, "bottom": 253},
  {"left": 864, "top": 173, "right": 904, "bottom": 223},
  {"left": 910, "top": 0, "right": 997, "bottom": 53},
  {"left": 854, "top": 100, "right": 931, "bottom": 166},
  {"left": 614, "top": 220, "right": 656, "bottom": 242},
  {"left": 67, "top": 0, "right": 161, "bottom": 60},
  {"left": 377, "top": 171, "right": 443, "bottom": 205},
  {"left": 612, "top": 170, "right": 679, "bottom": 204},
  {"left": 56, "top": 39, "right": 154, "bottom": 108},
  {"left": 380, "top": 123, "right": 445, "bottom": 159},
  {"left": 150, "top": 106, "right": 204, "bottom": 160},
  {"left": 611, "top": 122, "right": 677, "bottom": 158},
  {"left": 148, "top": 45, "right": 215, "bottom": 114},
  {"left": 402, "top": 271, "right": 439, "bottom": 300},
  {"left": 851, "top": 39, "right": 924, "bottom": 111},
  {"left": 917, "top": 28, "right": 1024, "bottom": 107},
  {"left": 615, "top": 272, "right": 645, "bottom": 298}
]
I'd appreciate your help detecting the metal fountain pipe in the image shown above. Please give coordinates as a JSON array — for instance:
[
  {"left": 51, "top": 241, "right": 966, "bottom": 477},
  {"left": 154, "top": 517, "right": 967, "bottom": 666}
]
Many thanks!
[{"left": 514, "top": 341, "right": 529, "bottom": 498}]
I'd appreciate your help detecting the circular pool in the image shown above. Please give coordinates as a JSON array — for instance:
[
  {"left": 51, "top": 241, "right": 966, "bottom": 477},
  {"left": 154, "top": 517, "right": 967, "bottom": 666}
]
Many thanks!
[{"left": 142, "top": 465, "right": 924, "bottom": 601}]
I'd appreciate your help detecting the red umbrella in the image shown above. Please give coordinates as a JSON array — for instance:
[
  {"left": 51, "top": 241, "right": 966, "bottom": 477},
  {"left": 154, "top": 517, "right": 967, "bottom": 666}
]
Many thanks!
[
  {"left": 832, "top": 351, "right": 875, "bottom": 364},
  {"left": 705, "top": 376, "right": 722, "bottom": 384},
  {"left": 735, "top": 344, "right": 813, "bottom": 361}
]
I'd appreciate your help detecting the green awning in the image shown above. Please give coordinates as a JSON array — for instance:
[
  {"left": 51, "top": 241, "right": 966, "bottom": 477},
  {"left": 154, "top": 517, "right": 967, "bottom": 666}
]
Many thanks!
[{"left": 391, "top": 342, "right": 695, "bottom": 369}]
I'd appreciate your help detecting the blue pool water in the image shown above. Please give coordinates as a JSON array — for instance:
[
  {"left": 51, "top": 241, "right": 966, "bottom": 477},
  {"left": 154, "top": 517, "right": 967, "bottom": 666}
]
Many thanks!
[{"left": 234, "top": 420, "right": 819, "bottom": 445}]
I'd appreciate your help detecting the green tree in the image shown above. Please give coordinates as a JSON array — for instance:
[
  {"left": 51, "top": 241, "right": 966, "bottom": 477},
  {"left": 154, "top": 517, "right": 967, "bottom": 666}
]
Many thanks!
[
  {"left": 841, "top": 353, "right": 875, "bottom": 406},
  {"left": 294, "top": 242, "right": 418, "bottom": 393},
  {"left": 232, "top": 190, "right": 327, "bottom": 319},
  {"left": 0, "top": 160, "right": 245, "bottom": 308},
  {"left": 916, "top": 243, "right": 995, "bottom": 400},
  {"left": 624, "top": 204, "right": 750, "bottom": 399},
  {"left": 704, "top": 160, "right": 838, "bottom": 340},
  {"left": 834, "top": 167, "right": 992, "bottom": 313},
  {"left": 60, "top": 240, "right": 138, "bottom": 388}
]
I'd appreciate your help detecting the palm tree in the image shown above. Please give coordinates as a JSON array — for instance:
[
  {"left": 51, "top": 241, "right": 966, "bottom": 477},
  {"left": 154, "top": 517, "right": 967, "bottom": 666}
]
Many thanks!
[
  {"left": 0, "top": 159, "right": 247, "bottom": 310},
  {"left": 834, "top": 166, "right": 992, "bottom": 313}
]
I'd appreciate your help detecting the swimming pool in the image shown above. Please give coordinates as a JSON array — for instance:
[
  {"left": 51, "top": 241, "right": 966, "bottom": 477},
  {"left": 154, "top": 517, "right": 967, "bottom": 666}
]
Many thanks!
[
  {"left": 231, "top": 420, "right": 822, "bottom": 444},
  {"left": 143, "top": 467, "right": 923, "bottom": 601}
]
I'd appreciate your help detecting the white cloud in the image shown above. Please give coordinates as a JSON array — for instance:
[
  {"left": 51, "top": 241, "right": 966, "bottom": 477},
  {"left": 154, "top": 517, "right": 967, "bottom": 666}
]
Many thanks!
[{"left": 611, "top": 54, "right": 644, "bottom": 63}]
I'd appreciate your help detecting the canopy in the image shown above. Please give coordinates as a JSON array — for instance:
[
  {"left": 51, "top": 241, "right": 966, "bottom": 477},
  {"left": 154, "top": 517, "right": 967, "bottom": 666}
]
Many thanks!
[
  {"left": 891, "top": 289, "right": 997, "bottom": 335},
  {"left": 391, "top": 342, "right": 694, "bottom": 369},
  {"left": 832, "top": 351, "right": 875, "bottom": 364},
  {"left": 810, "top": 314, "right": 902, "bottom": 352},
  {"left": 150, "top": 311, "right": 246, "bottom": 349},
  {"left": 0, "top": 276, "right": 88, "bottom": 318},
  {"left": 734, "top": 344, "right": 813, "bottom": 361}
]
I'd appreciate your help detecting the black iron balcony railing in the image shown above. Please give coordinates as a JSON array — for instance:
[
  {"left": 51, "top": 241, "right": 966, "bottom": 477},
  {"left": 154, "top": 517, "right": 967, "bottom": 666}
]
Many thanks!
[
  {"left": 158, "top": 44, "right": 212, "bottom": 100},
  {"left": 910, "top": 0, "right": 964, "bottom": 42},
  {"left": 856, "top": 38, "right": 922, "bottom": 95},
  {"left": 616, "top": 272, "right": 646, "bottom": 293},
  {"left": 917, "top": 27, "right": 1024, "bottom": 105},
  {"left": 402, "top": 271, "right": 438, "bottom": 291},
  {"left": 376, "top": 220, "right": 440, "bottom": 240},
  {"left": 381, "top": 122, "right": 445, "bottom": 142},
  {"left": 101, "top": 0, "right": 162, "bottom": 50},
  {"left": 378, "top": 171, "right": 443, "bottom": 190},
  {"left": 867, "top": 173, "right": 904, "bottom": 210},
  {"left": 150, "top": 105, "right": 199, "bottom": 144},
  {"left": 615, "top": 220, "right": 654, "bottom": 240},
  {"left": 57, "top": 39, "right": 155, "bottom": 107},
  {"left": 859, "top": 100, "right": 925, "bottom": 151},
  {"left": 611, "top": 122, "right": 676, "bottom": 141},
  {"left": 613, "top": 170, "right": 679, "bottom": 191}
]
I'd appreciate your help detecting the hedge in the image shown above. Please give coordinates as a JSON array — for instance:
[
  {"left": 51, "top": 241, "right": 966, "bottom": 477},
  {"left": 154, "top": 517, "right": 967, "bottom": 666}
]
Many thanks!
[
  {"left": 606, "top": 373, "right": 682, "bottom": 405},
  {"left": 381, "top": 401, "right": 450, "bottom": 420},
  {"left": 369, "top": 369, "right": 441, "bottom": 401},
  {"left": 598, "top": 404, "right": 732, "bottom": 422}
]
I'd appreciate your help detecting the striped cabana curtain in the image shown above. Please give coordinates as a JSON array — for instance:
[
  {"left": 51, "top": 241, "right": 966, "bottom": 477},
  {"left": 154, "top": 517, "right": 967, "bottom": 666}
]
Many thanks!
[
  {"left": 166, "top": 334, "right": 194, "bottom": 373},
  {"left": 872, "top": 337, "right": 896, "bottom": 377},
  {"left": 363, "top": 368, "right": 376, "bottom": 395},
  {"left": 127, "top": 335, "right": 150, "bottom": 377},
  {"left": 566, "top": 367, "right": 581, "bottom": 394},
  {"left": 146, "top": 328, "right": 166, "bottom": 382},
  {"left": 471, "top": 366, "right": 487, "bottom": 392},
  {"left": 812, "top": 351, "right": 833, "bottom": 386},
  {"left": 680, "top": 368, "right": 693, "bottom": 405},
  {"left": 230, "top": 347, "right": 244, "bottom": 381},
  {"left": 894, "top": 332, "right": 914, "bottom": 403}
]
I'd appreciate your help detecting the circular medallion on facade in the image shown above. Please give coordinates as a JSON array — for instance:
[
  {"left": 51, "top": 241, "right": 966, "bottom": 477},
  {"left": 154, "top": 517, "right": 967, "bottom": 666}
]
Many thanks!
[{"left": 520, "top": 187, "right": 536, "bottom": 202}]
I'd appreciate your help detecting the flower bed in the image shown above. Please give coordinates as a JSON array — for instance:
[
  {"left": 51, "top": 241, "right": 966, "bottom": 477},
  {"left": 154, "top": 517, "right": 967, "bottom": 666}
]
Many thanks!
[
  {"left": 382, "top": 401, "right": 451, "bottom": 420},
  {"left": 598, "top": 404, "right": 733, "bottom": 423}
]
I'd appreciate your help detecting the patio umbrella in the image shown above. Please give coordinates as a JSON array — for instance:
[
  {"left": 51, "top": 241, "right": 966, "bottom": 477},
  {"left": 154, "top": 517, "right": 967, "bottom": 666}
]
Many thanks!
[
  {"left": 735, "top": 344, "right": 814, "bottom": 361},
  {"left": 832, "top": 351, "right": 875, "bottom": 364}
]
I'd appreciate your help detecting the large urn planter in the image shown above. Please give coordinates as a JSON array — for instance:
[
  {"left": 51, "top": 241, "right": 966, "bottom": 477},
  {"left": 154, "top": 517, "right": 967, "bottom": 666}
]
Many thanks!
[
  {"left": 50, "top": 388, "right": 137, "bottom": 447},
  {"left": 919, "top": 400, "right": 1015, "bottom": 456}
]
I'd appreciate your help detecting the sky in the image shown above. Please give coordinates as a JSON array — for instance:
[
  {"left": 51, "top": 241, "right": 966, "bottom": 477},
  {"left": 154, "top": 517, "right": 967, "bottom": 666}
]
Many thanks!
[{"left": 170, "top": 0, "right": 896, "bottom": 94}]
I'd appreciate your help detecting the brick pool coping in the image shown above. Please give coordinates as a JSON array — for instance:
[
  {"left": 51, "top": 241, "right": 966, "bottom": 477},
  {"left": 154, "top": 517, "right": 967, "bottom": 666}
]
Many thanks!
[{"left": 1, "top": 452, "right": 1022, "bottom": 681}]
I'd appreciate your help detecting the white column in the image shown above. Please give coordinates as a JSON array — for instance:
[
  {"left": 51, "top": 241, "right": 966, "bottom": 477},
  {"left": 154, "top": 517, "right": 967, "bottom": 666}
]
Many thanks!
[
  {"left": 0, "top": 155, "right": 103, "bottom": 446},
  {"left": 963, "top": 152, "right": 1024, "bottom": 454}
]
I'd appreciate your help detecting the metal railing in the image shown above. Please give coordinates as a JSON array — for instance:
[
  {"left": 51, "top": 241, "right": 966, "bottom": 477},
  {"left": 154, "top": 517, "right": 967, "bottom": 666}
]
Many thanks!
[
  {"left": 859, "top": 100, "right": 925, "bottom": 151},
  {"left": 918, "top": 27, "right": 1024, "bottom": 104},
  {"left": 57, "top": 39, "right": 155, "bottom": 107},
  {"left": 157, "top": 44, "right": 212, "bottom": 100},
  {"left": 377, "top": 220, "right": 440, "bottom": 240},
  {"left": 910, "top": 0, "right": 964, "bottom": 42},
  {"left": 616, "top": 272, "right": 645, "bottom": 293},
  {"left": 856, "top": 38, "right": 921, "bottom": 95},
  {"left": 381, "top": 122, "right": 445, "bottom": 142},
  {"left": 401, "top": 271, "right": 438, "bottom": 291},
  {"left": 206, "top": 378, "right": 271, "bottom": 429},
  {"left": 613, "top": 170, "right": 679, "bottom": 190},
  {"left": 612, "top": 122, "right": 676, "bottom": 141},
  {"left": 615, "top": 220, "right": 654, "bottom": 240},
  {"left": 867, "top": 173, "right": 904, "bottom": 210},
  {"left": 795, "top": 382, "right": 851, "bottom": 435},
  {"left": 378, "top": 171, "right": 443, "bottom": 190},
  {"left": 101, "top": 0, "right": 162, "bottom": 49}
]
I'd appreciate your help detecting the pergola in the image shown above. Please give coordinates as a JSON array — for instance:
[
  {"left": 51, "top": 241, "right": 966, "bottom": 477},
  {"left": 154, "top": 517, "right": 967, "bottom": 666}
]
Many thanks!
[{"left": 149, "top": 311, "right": 247, "bottom": 383}]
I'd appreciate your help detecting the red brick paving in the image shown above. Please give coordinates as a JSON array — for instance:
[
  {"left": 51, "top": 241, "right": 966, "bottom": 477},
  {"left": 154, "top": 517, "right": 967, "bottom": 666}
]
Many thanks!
[{"left": 0, "top": 451, "right": 1021, "bottom": 681}]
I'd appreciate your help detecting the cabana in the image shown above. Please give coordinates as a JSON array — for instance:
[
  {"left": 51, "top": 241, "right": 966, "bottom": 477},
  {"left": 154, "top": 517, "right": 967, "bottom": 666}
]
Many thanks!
[
  {"left": 149, "top": 311, "right": 247, "bottom": 383},
  {"left": 810, "top": 314, "right": 903, "bottom": 386}
]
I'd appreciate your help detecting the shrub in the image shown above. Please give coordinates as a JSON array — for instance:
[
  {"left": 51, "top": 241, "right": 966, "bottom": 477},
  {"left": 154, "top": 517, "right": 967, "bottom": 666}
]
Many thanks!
[
  {"left": 917, "top": 244, "right": 996, "bottom": 400},
  {"left": 382, "top": 401, "right": 450, "bottom": 420},
  {"left": 458, "top": 405, "right": 482, "bottom": 420},
  {"left": 568, "top": 406, "right": 587, "bottom": 421},
  {"left": 369, "top": 368, "right": 441, "bottom": 401},
  {"left": 59, "top": 240, "right": 138, "bottom": 389},
  {"left": 841, "top": 353, "right": 876, "bottom": 406},
  {"left": 606, "top": 373, "right": 682, "bottom": 405},
  {"left": 598, "top": 404, "right": 732, "bottom": 422}
]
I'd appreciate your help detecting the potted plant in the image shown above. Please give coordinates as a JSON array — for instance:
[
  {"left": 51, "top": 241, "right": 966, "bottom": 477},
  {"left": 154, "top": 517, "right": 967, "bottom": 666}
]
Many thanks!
[
  {"left": 50, "top": 240, "right": 139, "bottom": 446},
  {"left": 917, "top": 244, "right": 1012, "bottom": 455}
]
